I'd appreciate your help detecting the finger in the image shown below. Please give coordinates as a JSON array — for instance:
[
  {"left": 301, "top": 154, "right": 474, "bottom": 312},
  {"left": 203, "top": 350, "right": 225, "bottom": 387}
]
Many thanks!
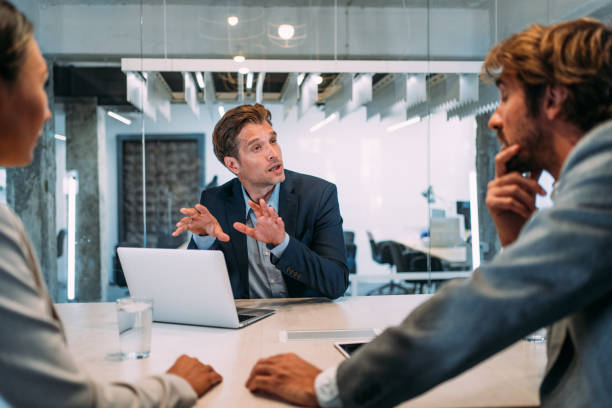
[
  {"left": 172, "top": 226, "right": 187, "bottom": 236},
  {"left": 489, "top": 173, "right": 546, "bottom": 196},
  {"left": 246, "top": 375, "right": 277, "bottom": 393},
  {"left": 234, "top": 222, "right": 257, "bottom": 238},
  {"left": 248, "top": 200, "right": 265, "bottom": 218},
  {"left": 213, "top": 225, "right": 230, "bottom": 242},
  {"left": 195, "top": 204, "right": 213, "bottom": 217},
  {"left": 494, "top": 144, "right": 521, "bottom": 177},
  {"left": 180, "top": 207, "right": 200, "bottom": 216},
  {"left": 487, "top": 196, "right": 532, "bottom": 218},
  {"left": 491, "top": 184, "right": 537, "bottom": 212}
]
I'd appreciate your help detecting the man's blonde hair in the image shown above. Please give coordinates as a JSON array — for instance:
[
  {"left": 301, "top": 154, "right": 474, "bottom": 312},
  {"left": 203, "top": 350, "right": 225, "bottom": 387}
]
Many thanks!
[{"left": 482, "top": 18, "right": 612, "bottom": 131}]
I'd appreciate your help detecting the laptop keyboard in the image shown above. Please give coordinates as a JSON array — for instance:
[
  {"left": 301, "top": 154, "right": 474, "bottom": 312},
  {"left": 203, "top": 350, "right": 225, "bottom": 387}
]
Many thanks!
[{"left": 238, "top": 314, "right": 256, "bottom": 322}]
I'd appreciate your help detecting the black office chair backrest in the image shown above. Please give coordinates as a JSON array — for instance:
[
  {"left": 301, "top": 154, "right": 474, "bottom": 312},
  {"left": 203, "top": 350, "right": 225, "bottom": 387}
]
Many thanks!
[
  {"left": 343, "top": 230, "right": 355, "bottom": 244},
  {"left": 407, "top": 253, "right": 443, "bottom": 271},
  {"left": 345, "top": 243, "right": 357, "bottom": 274}
]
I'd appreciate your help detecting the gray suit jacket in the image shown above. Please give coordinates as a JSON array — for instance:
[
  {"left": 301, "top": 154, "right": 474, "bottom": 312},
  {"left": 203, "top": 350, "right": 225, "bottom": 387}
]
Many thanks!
[
  {"left": 0, "top": 205, "right": 197, "bottom": 407},
  {"left": 337, "top": 120, "right": 612, "bottom": 408}
]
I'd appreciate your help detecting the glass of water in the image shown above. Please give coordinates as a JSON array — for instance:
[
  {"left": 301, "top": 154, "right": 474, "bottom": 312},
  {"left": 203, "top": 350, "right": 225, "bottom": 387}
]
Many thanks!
[{"left": 116, "top": 297, "right": 153, "bottom": 359}]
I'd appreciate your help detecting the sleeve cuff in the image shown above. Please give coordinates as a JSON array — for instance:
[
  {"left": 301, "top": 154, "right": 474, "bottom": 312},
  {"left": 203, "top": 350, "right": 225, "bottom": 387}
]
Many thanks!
[
  {"left": 315, "top": 365, "right": 343, "bottom": 408},
  {"left": 192, "top": 233, "right": 216, "bottom": 249},
  {"left": 270, "top": 233, "right": 290, "bottom": 258}
]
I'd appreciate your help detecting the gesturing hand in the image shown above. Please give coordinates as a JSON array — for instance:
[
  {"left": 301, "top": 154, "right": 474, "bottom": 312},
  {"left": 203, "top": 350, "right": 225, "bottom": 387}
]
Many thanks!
[
  {"left": 485, "top": 144, "right": 546, "bottom": 247},
  {"left": 233, "top": 199, "right": 286, "bottom": 246},
  {"left": 167, "top": 354, "right": 223, "bottom": 397},
  {"left": 245, "top": 353, "right": 321, "bottom": 407},
  {"left": 172, "top": 203, "right": 230, "bottom": 242}
]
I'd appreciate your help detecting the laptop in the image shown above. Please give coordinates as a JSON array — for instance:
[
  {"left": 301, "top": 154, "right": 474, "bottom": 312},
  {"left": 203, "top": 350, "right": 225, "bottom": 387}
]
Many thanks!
[{"left": 116, "top": 247, "right": 275, "bottom": 328}]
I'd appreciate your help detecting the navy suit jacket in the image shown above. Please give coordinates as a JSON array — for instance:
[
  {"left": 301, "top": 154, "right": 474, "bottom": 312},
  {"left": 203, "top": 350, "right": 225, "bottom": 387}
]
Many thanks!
[{"left": 188, "top": 170, "right": 349, "bottom": 299}]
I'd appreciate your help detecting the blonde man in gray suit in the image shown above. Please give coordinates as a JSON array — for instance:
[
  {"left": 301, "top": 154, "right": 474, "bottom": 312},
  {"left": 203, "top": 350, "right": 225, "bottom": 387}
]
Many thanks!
[
  {"left": 245, "top": 18, "right": 612, "bottom": 408},
  {"left": 0, "top": 1, "right": 222, "bottom": 406}
]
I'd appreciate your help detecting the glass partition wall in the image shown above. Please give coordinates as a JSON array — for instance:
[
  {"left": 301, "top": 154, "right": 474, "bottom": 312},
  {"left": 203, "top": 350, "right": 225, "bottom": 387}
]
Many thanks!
[{"left": 7, "top": 0, "right": 607, "bottom": 301}]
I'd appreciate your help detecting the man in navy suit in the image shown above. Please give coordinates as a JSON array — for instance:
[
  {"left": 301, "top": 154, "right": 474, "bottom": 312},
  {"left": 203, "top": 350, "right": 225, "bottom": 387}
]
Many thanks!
[{"left": 172, "top": 104, "right": 348, "bottom": 299}]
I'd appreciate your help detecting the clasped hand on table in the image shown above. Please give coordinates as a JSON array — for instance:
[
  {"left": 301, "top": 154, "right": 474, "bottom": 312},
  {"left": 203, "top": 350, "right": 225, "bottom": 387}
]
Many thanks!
[{"left": 172, "top": 199, "right": 286, "bottom": 247}]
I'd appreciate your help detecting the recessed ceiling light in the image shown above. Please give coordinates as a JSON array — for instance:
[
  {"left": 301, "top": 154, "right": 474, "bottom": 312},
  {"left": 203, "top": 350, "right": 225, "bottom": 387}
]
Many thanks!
[
  {"left": 227, "top": 16, "right": 239, "bottom": 26},
  {"left": 233, "top": 55, "right": 245, "bottom": 63},
  {"left": 278, "top": 24, "right": 295, "bottom": 40},
  {"left": 238, "top": 67, "right": 250, "bottom": 75},
  {"left": 312, "top": 74, "right": 323, "bottom": 85}
]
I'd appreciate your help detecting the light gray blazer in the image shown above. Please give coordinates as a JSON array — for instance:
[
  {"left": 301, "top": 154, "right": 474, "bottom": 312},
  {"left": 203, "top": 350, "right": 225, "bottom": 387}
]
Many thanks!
[
  {"left": 337, "top": 120, "right": 612, "bottom": 408},
  {"left": 0, "top": 205, "right": 196, "bottom": 407}
]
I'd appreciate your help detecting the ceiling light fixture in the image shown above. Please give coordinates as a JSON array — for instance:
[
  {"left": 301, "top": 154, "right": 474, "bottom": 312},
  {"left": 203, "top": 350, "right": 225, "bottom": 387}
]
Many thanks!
[
  {"left": 233, "top": 55, "right": 245, "bottom": 63},
  {"left": 310, "top": 113, "right": 338, "bottom": 133},
  {"left": 278, "top": 24, "right": 295, "bottom": 40},
  {"left": 238, "top": 67, "right": 250, "bottom": 75},
  {"left": 246, "top": 72, "right": 254, "bottom": 89},
  {"left": 195, "top": 72, "right": 205, "bottom": 89},
  {"left": 218, "top": 105, "right": 225, "bottom": 117},
  {"left": 54, "top": 133, "right": 66, "bottom": 141},
  {"left": 107, "top": 111, "right": 132, "bottom": 125},
  {"left": 386, "top": 116, "right": 420, "bottom": 132},
  {"left": 312, "top": 74, "right": 323, "bottom": 85},
  {"left": 227, "top": 16, "right": 239, "bottom": 26}
]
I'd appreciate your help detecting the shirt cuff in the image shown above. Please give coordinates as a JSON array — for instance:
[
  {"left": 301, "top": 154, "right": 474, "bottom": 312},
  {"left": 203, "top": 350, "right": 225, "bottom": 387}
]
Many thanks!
[
  {"left": 315, "top": 365, "right": 343, "bottom": 408},
  {"left": 192, "top": 233, "right": 216, "bottom": 249},
  {"left": 270, "top": 233, "right": 290, "bottom": 258}
]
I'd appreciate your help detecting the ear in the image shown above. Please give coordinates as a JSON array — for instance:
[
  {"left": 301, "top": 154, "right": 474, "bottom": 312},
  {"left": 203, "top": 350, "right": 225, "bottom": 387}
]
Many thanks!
[
  {"left": 542, "top": 84, "right": 568, "bottom": 121},
  {"left": 224, "top": 156, "right": 241, "bottom": 176}
]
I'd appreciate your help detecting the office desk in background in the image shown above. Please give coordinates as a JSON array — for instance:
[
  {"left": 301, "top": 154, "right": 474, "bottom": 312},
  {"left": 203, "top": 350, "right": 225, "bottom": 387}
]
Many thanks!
[{"left": 56, "top": 296, "right": 545, "bottom": 407}]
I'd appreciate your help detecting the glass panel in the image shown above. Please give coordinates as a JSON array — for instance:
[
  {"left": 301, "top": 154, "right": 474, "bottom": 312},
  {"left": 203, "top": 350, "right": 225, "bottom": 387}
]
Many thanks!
[{"left": 6, "top": 0, "right": 609, "bottom": 302}]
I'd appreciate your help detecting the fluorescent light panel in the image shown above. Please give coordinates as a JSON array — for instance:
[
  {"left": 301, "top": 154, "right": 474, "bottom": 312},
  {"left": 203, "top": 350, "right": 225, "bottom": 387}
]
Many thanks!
[
  {"left": 469, "top": 171, "right": 480, "bottom": 270},
  {"left": 54, "top": 133, "right": 66, "bottom": 141},
  {"left": 386, "top": 116, "right": 420, "bottom": 132},
  {"left": 107, "top": 111, "right": 132, "bottom": 125},
  {"left": 309, "top": 113, "right": 337, "bottom": 133},
  {"left": 195, "top": 72, "right": 205, "bottom": 89},
  {"left": 246, "top": 72, "right": 254, "bottom": 89}
]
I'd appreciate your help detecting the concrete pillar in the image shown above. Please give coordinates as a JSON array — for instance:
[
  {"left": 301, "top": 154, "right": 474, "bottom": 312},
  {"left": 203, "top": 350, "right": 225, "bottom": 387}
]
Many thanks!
[
  {"left": 65, "top": 98, "right": 107, "bottom": 301},
  {"left": 6, "top": 58, "right": 57, "bottom": 301},
  {"left": 475, "top": 113, "right": 501, "bottom": 262}
]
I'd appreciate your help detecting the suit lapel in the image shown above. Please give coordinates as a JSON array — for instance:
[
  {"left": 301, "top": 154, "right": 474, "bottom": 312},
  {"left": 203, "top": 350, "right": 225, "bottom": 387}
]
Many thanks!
[
  {"left": 225, "top": 179, "right": 249, "bottom": 297},
  {"left": 279, "top": 172, "right": 299, "bottom": 238}
]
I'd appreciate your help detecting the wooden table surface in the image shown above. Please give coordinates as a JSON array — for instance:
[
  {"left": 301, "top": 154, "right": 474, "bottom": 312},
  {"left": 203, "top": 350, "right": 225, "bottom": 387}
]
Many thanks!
[{"left": 56, "top": 295, "right": 545, "bottom": 407}]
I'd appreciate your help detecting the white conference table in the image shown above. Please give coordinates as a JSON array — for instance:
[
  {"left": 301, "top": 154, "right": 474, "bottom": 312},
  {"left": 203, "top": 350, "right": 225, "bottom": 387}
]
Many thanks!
[{"left": 56, "top": 295, "right": 545, "bottom": 407}]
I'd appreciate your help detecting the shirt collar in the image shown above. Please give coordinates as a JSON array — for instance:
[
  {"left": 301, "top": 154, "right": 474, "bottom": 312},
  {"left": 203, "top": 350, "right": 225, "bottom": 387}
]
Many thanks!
[{"left": 241, "top": 183, "right": 281, "bottom": 219}]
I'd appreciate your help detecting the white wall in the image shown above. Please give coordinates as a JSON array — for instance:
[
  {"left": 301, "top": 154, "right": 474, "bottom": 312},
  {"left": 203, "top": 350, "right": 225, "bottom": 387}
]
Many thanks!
[{"left": 104, "top": 102, "right": 476, "bottom": 276}]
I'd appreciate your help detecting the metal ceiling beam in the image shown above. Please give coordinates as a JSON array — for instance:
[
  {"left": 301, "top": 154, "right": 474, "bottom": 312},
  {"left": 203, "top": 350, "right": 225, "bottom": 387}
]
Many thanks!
[{"left": 122, "top": 58, "right": 483, "bottom": 74}]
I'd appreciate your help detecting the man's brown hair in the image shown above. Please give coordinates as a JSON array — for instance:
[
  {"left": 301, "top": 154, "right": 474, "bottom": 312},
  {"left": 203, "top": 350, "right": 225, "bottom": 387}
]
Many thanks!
[
  {"left": 482, "top": 17, "right": 612, "bottom": 132},
  {"left": 212, "top": 104, "right": 272, "bottom": 164}
]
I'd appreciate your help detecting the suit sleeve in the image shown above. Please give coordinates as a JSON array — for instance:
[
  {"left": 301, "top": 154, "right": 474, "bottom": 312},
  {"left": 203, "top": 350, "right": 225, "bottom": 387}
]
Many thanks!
[
  {"left": 0, "top": 207, "right": 197, "bottom": 408},
  {"left": 272, "top": 183, "right": 349, "bottom": 299},
  {"left": 335, "top": 134, "right": 612, "bottom": 407}
]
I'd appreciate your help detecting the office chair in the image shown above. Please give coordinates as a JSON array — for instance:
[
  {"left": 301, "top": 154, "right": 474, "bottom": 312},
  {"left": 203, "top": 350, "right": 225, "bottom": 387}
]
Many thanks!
[
  {"left": 343, "top": 230, "right": 357, "bottom": 275},
  {"left": 365, "top": 231, "right": 414, "bottom": 295}
]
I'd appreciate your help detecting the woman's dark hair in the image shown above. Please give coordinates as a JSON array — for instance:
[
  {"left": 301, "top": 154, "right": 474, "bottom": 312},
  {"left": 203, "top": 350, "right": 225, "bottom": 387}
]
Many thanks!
[{"left": 0, "top": 0, "right": 33, "bottom": 83}]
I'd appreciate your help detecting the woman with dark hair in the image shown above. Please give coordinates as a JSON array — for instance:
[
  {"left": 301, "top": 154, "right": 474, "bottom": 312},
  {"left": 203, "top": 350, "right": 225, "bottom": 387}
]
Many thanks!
[{"left": 0, "top": 1, "right": 221, "bottom": 406}]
